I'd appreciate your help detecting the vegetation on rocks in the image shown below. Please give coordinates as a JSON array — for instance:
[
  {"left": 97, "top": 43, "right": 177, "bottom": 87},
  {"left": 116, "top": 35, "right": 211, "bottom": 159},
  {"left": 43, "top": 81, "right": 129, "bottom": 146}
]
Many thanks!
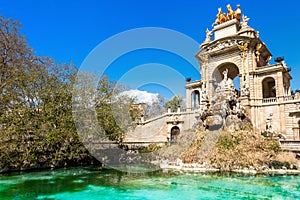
[
  {"left": 151, "top": 129, "right": 198, "bottom": 161},
  {"left": 180, "top": 129, "right": 298, "bottom": 171},
  {"left": 148, "top": 127, "right": 298, "bottom": 172}
]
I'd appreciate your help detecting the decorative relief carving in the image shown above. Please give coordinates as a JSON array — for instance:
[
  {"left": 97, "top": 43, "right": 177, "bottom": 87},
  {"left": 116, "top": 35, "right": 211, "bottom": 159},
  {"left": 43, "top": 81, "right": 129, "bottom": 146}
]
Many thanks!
[
  {"left": 199, "top": 54, "right": 209, "bottom": 83},
  {"left": 204, "top": 39, "right": 251, "bottom": 55},
  {"left": 241, "top": 81, "right": 250, "bottom": 97},
  {"left": 237, "top": 42, "right": 249, "bottom": 52},
  {"left": 237, "top": 41, "right": 249, "bottom": 76},
  {"left": 237, "top": 41, "right": 249, "bottom": 58},
  {"left": 255, "top": 43, "right": 262, "bottom": 62},
  {"left": 240, "top": 15, "right": 250, "bottom": 29},
  {"left": 206, "top": 39, "right": 237, "bottom": 53}
]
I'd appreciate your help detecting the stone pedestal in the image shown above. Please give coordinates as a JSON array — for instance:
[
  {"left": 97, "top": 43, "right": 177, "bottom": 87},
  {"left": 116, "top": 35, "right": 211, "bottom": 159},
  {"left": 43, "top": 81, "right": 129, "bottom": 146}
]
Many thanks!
[{"left": 213, "top": 19, "right": 239, "bottom": 40}]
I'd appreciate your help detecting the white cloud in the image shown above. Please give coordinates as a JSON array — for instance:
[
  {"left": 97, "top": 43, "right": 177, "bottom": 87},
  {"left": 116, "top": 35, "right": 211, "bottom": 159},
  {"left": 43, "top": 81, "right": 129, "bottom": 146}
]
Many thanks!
[{"left": 121, "top": 89, "right": 159, "bottom": 105}]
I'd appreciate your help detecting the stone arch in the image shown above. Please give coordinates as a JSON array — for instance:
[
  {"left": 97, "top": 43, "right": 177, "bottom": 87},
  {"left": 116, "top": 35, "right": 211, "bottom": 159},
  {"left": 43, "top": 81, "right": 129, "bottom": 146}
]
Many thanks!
[
  {"left": 262, "top": 77, "right": 276, "bottom": 98},
  {"left": 212, "top": 62, "right": 240, "bottom": 84},
  {"left": 170, "top": 126, "right": 180, "bottom": 141},
  {"left": 212, "top": 62, "right": 241, "bottom": 95},
  {"left": 191, "top": 90, "right": 200, "bottom": 109}
]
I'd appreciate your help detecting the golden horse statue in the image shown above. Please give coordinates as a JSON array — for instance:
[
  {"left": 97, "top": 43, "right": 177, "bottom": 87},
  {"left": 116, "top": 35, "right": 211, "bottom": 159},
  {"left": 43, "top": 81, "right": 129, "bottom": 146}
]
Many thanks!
[
  {"left": 214, "top": 4, "right": 242, "bottom": 25},
  {"left": 227, "top": 4, "right": 235, "bottom": 20},
  {"left": 214, "top": 7, "right": 227, "bottom": 25}
]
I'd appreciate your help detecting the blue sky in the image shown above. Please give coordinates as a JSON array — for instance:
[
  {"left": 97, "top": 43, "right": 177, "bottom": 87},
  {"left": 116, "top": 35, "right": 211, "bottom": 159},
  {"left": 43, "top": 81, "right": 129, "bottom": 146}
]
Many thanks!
[{"left": 1, "top": 0, "right": 300, "bottom": 99}]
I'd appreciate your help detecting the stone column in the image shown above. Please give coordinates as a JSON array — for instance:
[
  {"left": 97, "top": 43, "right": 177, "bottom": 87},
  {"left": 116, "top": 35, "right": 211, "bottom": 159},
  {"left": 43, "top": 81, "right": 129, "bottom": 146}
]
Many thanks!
[
  {"left": 185, "top": 88, "right": 192, "bottom": 111},
  {"left": 276, "top": 71, "right": 284, "bottom": 99},
  {"left": 208, "top": 79, "right": 215, "bottom": 102},
  {"left": 279, "top": 104, "right": 286, "bottom": 134},
  {"left": 168, "top": 107, "right": 171, "bottom": 113}
]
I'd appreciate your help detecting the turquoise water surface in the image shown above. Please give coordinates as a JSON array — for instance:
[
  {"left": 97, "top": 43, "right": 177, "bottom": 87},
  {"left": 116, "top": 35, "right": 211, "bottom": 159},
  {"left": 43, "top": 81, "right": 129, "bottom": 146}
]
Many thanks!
[{"left": 0, "top": 167, "right": 299, "bottom": 200}]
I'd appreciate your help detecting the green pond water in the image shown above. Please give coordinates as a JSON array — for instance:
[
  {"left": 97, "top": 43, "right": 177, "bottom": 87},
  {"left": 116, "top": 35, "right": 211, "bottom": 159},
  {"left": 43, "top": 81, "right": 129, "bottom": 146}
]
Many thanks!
[{"left": 0, "top": 167, "right": 299, "bottom": 200}]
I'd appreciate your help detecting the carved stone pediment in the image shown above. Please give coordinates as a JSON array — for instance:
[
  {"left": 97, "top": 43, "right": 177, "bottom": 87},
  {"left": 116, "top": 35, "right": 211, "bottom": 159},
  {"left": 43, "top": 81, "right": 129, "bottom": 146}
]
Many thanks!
[{"left": 203, "top": 39, "right": 250, "bottom": 54}]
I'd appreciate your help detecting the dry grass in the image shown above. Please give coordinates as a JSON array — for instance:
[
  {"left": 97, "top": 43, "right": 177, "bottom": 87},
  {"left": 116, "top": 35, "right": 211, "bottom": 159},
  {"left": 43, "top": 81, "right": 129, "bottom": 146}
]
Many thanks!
[
  {"left": 180, "top": 129, "right": 297, "bottom": 171},
  {"left": 151, "top": 130, "right": 198, "bottom": 162},
  {"left": 274, "top": 152, "right": 298, "bottom": 166}
]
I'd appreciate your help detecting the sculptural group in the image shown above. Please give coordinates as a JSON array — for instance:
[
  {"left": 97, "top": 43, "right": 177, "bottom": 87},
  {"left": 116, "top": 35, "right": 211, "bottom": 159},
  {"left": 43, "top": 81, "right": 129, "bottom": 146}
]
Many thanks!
[{"left": 214, "top": 4, "right": 241, "bottom": 25}]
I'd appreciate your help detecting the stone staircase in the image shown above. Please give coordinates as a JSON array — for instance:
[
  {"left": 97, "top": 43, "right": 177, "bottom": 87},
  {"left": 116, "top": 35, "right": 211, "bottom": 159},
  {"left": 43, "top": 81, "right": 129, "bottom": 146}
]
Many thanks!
[{"left": 124, "top": 116, "right": 168, "bottom": 143}]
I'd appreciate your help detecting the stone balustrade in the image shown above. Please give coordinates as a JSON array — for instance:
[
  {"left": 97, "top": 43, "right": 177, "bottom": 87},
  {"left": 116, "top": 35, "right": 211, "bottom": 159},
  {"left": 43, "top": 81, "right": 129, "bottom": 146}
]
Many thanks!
[
  {"left": 262, "top": 97, "right": 277, "bottom": 104},
  {"left": 136, "top": 107, "right": 197, "bottom": 126},
  {"left": 280, "top": 140, "right": 300, "bottom": 152},
  {"left": 262, "top": 95, "right": 300, "bottom": 104}
]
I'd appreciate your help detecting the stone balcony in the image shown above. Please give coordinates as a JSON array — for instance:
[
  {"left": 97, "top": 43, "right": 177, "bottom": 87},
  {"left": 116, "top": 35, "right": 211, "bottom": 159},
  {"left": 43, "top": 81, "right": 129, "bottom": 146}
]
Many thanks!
[{"left": 262, "top": 95, "right": 300, "bottom": 104}]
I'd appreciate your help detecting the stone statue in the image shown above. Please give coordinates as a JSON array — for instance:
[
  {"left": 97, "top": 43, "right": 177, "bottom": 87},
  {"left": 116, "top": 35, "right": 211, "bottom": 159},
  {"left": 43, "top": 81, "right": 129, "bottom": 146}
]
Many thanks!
[
  {"left": 200, "top": 90, "right": 209, "bottom": 118},
  {"left": 223, "top": 68, "right": 229, "bottom": 79},
  {"left": 241, "top": 82, "right": 250, "bottom": 97},
  {"left": 232, "top": 106, "right": 237, "bottom": 115},
  {"left": 235, "top": 101, "right": 245, "bottom": 117},
  {"left": 214, "top": 7, "right": 227, "bottom": 25},
  {"left": 295, "top": 91, "right": 300, "bottom": 100},
  {"left": 201, "top": 90, "right": 208, "bottom": 102},
  {"left": 215, "top": 83, "right": 221, "bottom": 93},
  {"left": 219, "top": 68, "right": 234, "bottom": 91},
  {"left": 267, "top": 55, "right": 272, "bottom": 64},
  {"left": 235, "top": 4, "right": 241, "bottom": 21},
  {"left": 240, "top": 15, "right": 250, "bottom": 28},
  {"left": 266, "top": 113, "right": 273, "bottom": 132},
  {"left": 256, "top": 31, "right": 260, "bottom": 38},
  {"left": 204, "top": 28, "right": 212, "bottom": 43},
  {"left": 226, "top": 4, "right": 235, "bottom": 20},
  {"left": 256, "top": 43, "right": 262, "bottom": 62}
]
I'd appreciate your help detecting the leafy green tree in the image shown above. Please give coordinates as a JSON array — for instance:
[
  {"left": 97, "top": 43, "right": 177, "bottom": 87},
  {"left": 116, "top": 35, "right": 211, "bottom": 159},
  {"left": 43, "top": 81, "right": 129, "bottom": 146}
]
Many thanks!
[
  {"left": 0, "top": 15, "right": 94, "bottom": 171},
  {"left": 95, "top": 75, "right": 135, "bottom": 143},
  {"left": 165, "top": 95, "right": 184, "bottom": 111},
  {"left": 0, "top": 14, "right": 135, "bottom": 172}
]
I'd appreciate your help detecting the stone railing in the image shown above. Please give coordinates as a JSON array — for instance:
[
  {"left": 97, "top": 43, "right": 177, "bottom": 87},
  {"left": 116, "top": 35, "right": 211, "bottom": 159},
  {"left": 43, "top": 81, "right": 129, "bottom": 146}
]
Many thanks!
[
  {"left": 279, "top": 140, "right": 300, "bottom": 152},
  {"left": 283, "top": 96, "right": 295, "bottom": 101},
  {"left": 262, "top": 95, "right": 300, "bottom": 104},
  {"left": 262, "top": 97, "right": 277, "bottom": 104},
  {"left": 137, "top": 107, "right": 197, "bottom": 126},
  {"left": 181, "top": 108, "right": 187, "bottom": 112},
  {"left": 138, "top": 113, "right": 167, "bottom": 125}
]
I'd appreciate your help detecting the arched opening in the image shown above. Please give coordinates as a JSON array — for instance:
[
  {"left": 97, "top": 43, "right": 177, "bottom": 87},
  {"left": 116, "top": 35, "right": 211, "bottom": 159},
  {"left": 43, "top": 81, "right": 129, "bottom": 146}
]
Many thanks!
[
  {"left": 262, "top": 77, "right": 276, "bottom": 98},
  {"left": 213, "top": 63, "right": 240, "bottom": 83},
  {"left": 233, "top": 76, "right": 240, "bottom": 96},
  {"left": 170, "top": 126, "right": 180, "bottom": 141},
  {"left": 191, "top": 90, "right": 200, "bottom": 109},
  {"left": 212, "top": 62, "right": 240, "bottom": 96}
]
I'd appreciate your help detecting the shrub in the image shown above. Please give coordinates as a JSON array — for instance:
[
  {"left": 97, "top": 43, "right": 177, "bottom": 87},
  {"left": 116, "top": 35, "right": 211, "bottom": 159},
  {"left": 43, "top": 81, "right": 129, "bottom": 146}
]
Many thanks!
[{"left": 269, "top": 160, "right": 290, "bottom": 169}]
